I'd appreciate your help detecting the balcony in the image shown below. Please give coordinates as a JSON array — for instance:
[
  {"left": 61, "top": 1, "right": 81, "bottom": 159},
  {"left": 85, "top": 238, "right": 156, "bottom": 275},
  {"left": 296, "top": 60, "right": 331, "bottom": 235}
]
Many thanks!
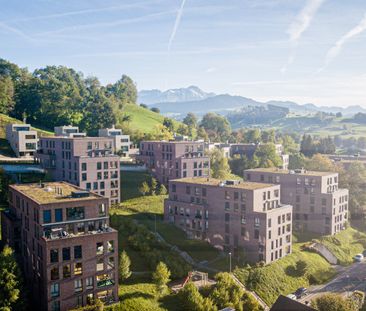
[{"left": 43, "top": 225, "right": 116, "bottom": 241}]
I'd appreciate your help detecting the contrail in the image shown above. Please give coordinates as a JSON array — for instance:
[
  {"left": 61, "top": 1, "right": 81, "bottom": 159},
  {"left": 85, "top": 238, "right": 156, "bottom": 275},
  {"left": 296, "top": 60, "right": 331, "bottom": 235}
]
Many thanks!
[
  {"left": 0, "top": 21, "right": 33, "bottom": 42},
  {"left": 319, "top": 13, "right": 366, "bottom": 72},
  {"left": 168, "top": 0, "right": 187, "bottom": 54}
]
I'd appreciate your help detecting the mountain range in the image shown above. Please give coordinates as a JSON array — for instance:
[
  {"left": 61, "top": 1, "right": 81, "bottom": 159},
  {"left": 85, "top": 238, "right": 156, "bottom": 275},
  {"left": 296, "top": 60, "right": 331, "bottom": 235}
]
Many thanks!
[{"left": 138, "top": 86, "right": 366, "bottom": 118}]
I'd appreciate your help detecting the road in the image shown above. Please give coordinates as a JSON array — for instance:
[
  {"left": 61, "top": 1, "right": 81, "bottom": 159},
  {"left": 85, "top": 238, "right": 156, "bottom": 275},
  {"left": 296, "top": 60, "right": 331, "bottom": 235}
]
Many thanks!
[{"left": 299, "top": 261, "right": 366, "bottom": 304}]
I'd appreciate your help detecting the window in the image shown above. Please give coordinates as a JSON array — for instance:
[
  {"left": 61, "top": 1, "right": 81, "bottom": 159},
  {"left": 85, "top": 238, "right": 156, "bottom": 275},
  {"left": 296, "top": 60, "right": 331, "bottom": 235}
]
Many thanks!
[
  {"left": 74, "top": 245, "right": 82, "bottom": 259},
  {"left": 62, "top": 247, "right": 71, "bottom": 261},
  {"left": 76, "top": 295, "right": 83, "bottom": 307},
  {"left": 74, "top": 262, "right": 83, "bottom": 275},
  {"left": 97, "top": 162, "right": 102, "bottom": 170},
  {"left": 86, "top": 277, "right": 94, "bottom": 290},
  {"left": 50, "top": 249, "right": 58, "bottom": 263},
  {"left": 96, "top": 242, "right": 104, "bottom": 255},
  {"left": 82, "top": 173, "right": 87, "bottom": 181},
  {"left": 51, "top": 301, "right": 60, "bottom": 311},
  {"left": 108, "top": 240, "right": 114, "bottom": 253},
  {"left": 74, "top": 279, "right": 83, "bottom": 292},
  {"left": 108, "top": 256, "right": 115, "bottom": 269},
  {"left": 99, "top": 204, "right": 106, "bottom": 216},
  {"left": 51, "top": 267, "right": 59, "bottom": 280},
  {"left": 225, "top": 202, "right": 230, "bottom": 210},
  {"left": 51, "top": 283, "right": 60, "bottom": 297},
  {"left": 97, "top": 258, "right": 104, "bottom": 271},
  {"left": 82, "top": 163, "right": 87, "bottom": 171},
  {"left": 66, "top": 207, "right": 85, "bottom": 220},
  {"left": 254, "top": 229, "right": 259, "bottom": 239},
  {"left": 43, "top": 210, "right": 51, "bottom": 223},
  {"left": 225, "top": 213, "right": 230, "bottom": 222},
  {"left": 63, "top": 264, "right": 71, "bottom": 278},
  {"left": 54, "top": 209, "right": 63, "bottom": 222}
]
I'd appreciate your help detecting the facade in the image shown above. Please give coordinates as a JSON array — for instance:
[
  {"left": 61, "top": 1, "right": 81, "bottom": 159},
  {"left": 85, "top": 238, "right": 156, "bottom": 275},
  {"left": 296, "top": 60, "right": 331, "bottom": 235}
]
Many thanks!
[
  {"left": 244, "top": 168, "right": 349, "bottom": 235},
  {"left": 164, "top": 178, "right": 292, "bottom": 264},
  {"left": 6, "top": 123, "right": 38, "bottom": 157},
  {"left": 137, "top": 140, "right": 210, "bottom": 186},
  {"left": 54, "top": 126, "right": 86, "bottom": 138},
  {"left": 98, "top": 127, "right": 130, "bottom": 157},
  {"left": 35, "top": 135, "right": 120, "bottom": 205},
  {"left": 1, "top": 182, "right": 118, "bottom": 311},
  {"left": 205, "top": 142, "right": 231, "bottom": 158},
  {"left": 230, "top": 143, "right": 289, "bottom": 170}
]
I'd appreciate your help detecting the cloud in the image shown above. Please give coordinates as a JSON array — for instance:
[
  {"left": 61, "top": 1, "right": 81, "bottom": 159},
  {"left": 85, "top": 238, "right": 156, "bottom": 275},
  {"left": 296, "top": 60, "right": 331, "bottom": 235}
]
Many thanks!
[
  {"left": 168, "top": 0, "right": 187, "bottom": 54},
  {"left": 0, "top": 21, "right": 33, "bottom": 41},
  {"left": 287, "top": 0, "right": 325, "bottom": 43},
  {"left": 206, "top": 67, "right": 217, "bottom": 73},
  {"left": 319, "top": 13, "right": 366, "bottom": 72}
]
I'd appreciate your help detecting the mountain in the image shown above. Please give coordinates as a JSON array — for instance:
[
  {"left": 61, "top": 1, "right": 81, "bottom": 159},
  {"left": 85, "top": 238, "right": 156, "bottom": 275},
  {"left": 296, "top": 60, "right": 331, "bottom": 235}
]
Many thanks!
[{"left": 138, "top": 85, "right": 215, "bottom": 105}]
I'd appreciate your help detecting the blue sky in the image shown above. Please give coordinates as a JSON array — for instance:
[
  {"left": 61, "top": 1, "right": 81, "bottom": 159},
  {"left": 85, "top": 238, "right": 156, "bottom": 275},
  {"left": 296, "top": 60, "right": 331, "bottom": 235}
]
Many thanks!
[{"left": 1, "top": 0, "right": 366, "bottom": 107}]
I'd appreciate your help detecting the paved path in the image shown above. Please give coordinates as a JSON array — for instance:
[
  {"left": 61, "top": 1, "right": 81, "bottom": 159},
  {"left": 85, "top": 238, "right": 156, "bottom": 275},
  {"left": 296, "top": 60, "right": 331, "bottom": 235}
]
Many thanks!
[{"left": 299, "top": 261, "right": 366, "bottom": 304}]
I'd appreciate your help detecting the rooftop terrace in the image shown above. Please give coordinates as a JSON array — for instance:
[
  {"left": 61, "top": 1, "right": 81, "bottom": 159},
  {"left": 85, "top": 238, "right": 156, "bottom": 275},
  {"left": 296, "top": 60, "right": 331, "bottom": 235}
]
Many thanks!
[
  {"left": 10, "top": 182, "right": 102, "bottom": 204},
  {"left": 245, "top": 167, "right": 336, "bottom": 176},
  {"left": 170, "top": 177, "right": 275, "bottom": 190}
]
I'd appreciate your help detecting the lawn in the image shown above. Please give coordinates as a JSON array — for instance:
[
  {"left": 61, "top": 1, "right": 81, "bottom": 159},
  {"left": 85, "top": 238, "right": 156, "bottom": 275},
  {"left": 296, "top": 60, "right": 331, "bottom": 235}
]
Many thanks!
[
  {"left": 234, "top": 243, "right": 337, "bottom": 306},
  {"left": 318, "top": 227, "right": 366, "bottom": 265},
  {"left": 123, "top": 104, "right": 182, "bottom": 134},
  {"left": 120, "top": 170, "right": 151, "bottom": 201}
]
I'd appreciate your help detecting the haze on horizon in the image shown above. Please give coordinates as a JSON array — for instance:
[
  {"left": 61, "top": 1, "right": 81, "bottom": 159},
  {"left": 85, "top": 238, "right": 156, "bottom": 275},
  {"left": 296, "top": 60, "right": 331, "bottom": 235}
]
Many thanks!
[{"left": 1, "top": 0, "right": 366, "bottom": 107}]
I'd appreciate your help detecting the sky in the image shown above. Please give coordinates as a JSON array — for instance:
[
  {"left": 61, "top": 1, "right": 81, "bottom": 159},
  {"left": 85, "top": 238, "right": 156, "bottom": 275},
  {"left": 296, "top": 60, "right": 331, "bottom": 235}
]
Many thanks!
[{"left": 1, "top": 0, "right": 366, "bottom": 107}]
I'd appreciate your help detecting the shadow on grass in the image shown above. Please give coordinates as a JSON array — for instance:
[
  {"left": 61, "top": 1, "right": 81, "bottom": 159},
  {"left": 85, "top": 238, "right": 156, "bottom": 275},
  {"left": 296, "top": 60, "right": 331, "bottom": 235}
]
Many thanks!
[
  {"left": 159, "top": 293, "right": 181, "bottom": 311},
  {"left": 120, "top": 291, "right": 155, "bottom": 301}
]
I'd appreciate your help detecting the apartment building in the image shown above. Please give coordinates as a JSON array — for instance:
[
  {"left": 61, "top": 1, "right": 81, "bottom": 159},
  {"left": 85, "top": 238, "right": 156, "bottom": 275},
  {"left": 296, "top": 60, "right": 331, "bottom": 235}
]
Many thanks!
[
  {"left": 164, "top": 178, "right": 292, "bottom": 264},
  {"left": 6, "top": 123, "right": 38, "bottom": 157},
  {"left": 35, "top": 135, "right": 120, "bottom": 205},
  {"left": 205, "top": 142, "right": 231, "bottom": 158},
  {"left": 230, "top": 143, "right": 289, "bottom": 170},
  {"left": 244, "top": 168, "right": 349, "bottom": 235},
  {"left": 1, "top": 182, "right": 118, "bottom": 311},
  {"left": 54, "top": 125, "right": 86, "bottom": 138},
  {"left": 137, "top": 140, "right": 210, "bottom": 186},
  {"left": 98, "top": 126, "right": 130, "bottom": 157}
]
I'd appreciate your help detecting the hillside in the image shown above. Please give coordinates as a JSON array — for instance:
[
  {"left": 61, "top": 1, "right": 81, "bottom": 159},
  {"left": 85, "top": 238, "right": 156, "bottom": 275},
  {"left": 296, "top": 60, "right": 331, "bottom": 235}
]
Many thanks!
[
  {"left": 0, "top": 114, "right": 53, "bottom": 157},
  {"left": 122, "top": 103, "right": 183, "bottom": 133}
]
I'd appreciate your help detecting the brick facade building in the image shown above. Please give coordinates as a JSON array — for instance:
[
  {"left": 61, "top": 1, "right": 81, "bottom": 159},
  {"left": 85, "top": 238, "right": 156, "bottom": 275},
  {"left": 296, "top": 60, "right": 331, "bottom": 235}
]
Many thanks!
[
  {"left": 164, "top": 178, "right": 292, "bottom": 264},
  {"left": 1, "top": 182, "right": 118, "bottom": 311}
]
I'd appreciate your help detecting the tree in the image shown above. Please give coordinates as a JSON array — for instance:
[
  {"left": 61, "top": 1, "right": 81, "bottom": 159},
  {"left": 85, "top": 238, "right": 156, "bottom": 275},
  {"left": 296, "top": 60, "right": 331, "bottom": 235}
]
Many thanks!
[
  {"left": 157, "top": 184, "right": 167, "bottom": 195},
  {"left": 179, "top": 282, "right": 217, "bottom": 311},
  {"left": 312, "top": 293, "right": 354, "bottom": 311},
  {"left": 229, "top": 155, "right": 253, "bottom": 176},
  {"left": 300, "top": 134, "right": 314, "bottom": 157},
  {"left": 245, "top": 129, "right": 261, "bottom": 143},
  {"left": 254, "top": 143, "right": 283, "bottom": 168},
  {"left": 295, "top": 260, "right": 308, "bottom": 276},
  {"left": 151, "top": 107, "right": 160, "bottom": 113},
  {"left": 200, "top": 113, "right": 231, "bottom": 142},
  {"left": 150, "top": 178, "right": 158, "bottom": 195},
  {"left": 119, "top": 251, "right": 132, "bottom": 281},
  {"left": 163, "top": 118, "right": 175, "bottom": 132},
  {"left": 183, "top": 112, "right": 198, "bottom": 128},
  {"left": 152, "top": 262, "right": 171, "bottom": 293},
  {"left": 106, "top": 74, "right": 137, "bottom": 105},
  {"left": 208, "top": 148, "right": 231, "bottom": 179},
  {"left": 138, "top": 182, "right": 150, "bottom": 196},
  {"left": 288, "top": 153, "right": 306, "bottom": 170},
  {"left": 197, "top": 126, "right": 208, "bottom": 141},
  {"left": 0, "top": 76, "right": 15, "bottom": 114},
  {"left": 304, "top": 154, "right": 337, "bottom": 172},
  {"left": 0, "top": 246, "right": 22, "bottom": 310}
]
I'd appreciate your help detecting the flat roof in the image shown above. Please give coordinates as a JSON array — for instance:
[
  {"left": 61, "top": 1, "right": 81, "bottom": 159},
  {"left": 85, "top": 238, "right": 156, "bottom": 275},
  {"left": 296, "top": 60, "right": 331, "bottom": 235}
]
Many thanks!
[
  {"left": 245, "top": 167, "right": 336, "bottom": 176},
  {"left": 10, "top": 182, "right": 102, "bottom": 204},
  {"left": 170, "top": 177, "right": 276, "bottom": 190},
  {"left": 141, "top": 140, "right": 203, "bottom": 144}
]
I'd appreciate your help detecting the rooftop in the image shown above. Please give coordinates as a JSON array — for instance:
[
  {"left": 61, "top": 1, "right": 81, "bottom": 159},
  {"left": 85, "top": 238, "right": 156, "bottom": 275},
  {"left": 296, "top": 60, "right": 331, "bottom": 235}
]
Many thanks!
[
  {"left": 10, "top": 182, "right": 102, "bottom": 204},
  {"left": 245, "top": 167, "right": 336, "bottom": 176},
  {"left": 142, "top": 140, "right": 204, "bottom": 144},
  {"left": 170, "top": 177, "right": 275, "bottom": 190}
]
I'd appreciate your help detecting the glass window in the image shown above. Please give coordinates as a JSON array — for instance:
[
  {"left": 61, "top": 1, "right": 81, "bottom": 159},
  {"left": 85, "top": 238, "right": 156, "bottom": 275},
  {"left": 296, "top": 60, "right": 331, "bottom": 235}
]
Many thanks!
[
  {"left": 55, "top": 209, "right": 63, "bottom": 222},
  {"left": 74, "top": 262, "right": 83, "bottom": 275},
  {"left": 108, "top": 257, "right": 115, "bottom": 269},
  {"left": 50, "top": 249, "right": 58, "bottom": 263},
  {"left": 63, "top": 264, "right": 71, "bottom": 278},
  {"left": 99, "top": 204, "right": 106, "bottom": 216},
  {"left": 97, "top": 162, "right": 102, "bottom": 170},
  {"left": 97, "top": 258, "right": 104, "bottom": 271},
  {"left": 62, "top": 247, "right": 71, "bottom": 261},
  {"left": 96, "top": 242, "right": 104, "bottom": 255},
  {"left": 74, "top": 245, "right": 82, "bottom": 259},
  {"left": 86, "top": 277, "right": 94, "bottom": 290},
  {"left": 74, "top": 279, "right": 83, "bottom": 292},
  {"left": 43, "top": 210, "right": 51, "bottom": 223},
  {"left": 51, "top": 301, "right": 60, "bottom": 311},
  {"left": 51, "top": 267, "right": 59, "bottom": 280},
  {"left": 51, "top": 283, "right": 60, "bottom": 297},
  {"left": 82, "top": 163, "right": 87, "bottom": 171},
  {"left": 107, "top": 240, "right": 114, "bottom": 253},
  {"left": 66, "top": 207, "right": 85, "bottom": 220}
]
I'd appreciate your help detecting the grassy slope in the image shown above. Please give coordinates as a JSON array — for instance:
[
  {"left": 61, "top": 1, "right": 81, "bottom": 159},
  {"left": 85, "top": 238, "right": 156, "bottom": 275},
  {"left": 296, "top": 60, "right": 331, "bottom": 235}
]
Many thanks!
[
  {"left": 234, "top": 243, "right": 336, "bottom": 306},
  {"left": 318, "top": 227, "right": 366, "bottom": 265},
  {"left": 123, "top": 103, "right": 182, "bottom": 133},
  {"left": 0, "top": 114, "right": 53, "bottom": 156}
]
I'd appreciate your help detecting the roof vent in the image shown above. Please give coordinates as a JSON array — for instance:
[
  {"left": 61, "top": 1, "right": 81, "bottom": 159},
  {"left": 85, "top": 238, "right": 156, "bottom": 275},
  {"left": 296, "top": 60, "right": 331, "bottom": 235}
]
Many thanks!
[{"left": 225, "top": 180, "right": 240, "bottom": 186}]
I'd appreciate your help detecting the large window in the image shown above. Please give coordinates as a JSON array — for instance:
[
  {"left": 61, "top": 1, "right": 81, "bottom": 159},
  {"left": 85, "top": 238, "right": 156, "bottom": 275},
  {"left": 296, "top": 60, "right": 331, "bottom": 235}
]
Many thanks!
[
  {"left": 63, "top": 264, "right": 71, "bottom": 278},
  {"left": 43, "top": 210, "right": 51, "bottom": 223},
  {"left": 74, "top": 279, "right": 83, "bottom": 292},
  {"left": 74, "top": 245, "right": 82, "bottom": 259},
  {"left": 51, "top": 301, "right": 60, "bottom": 311},
  {"left": 50, "top": 249, "right": 58, "bottom": 263},
  {"left": 66, "top": 207, "right": 85, "bottom": 220},
  {"left": 62, "top": 247, "right": 71, "bottom": 261},
  {"left": 107, "top": 240, "right": 114, "bottom": 253},
  {"left": 96, "top": 242, "right": 104, "bottom": 255},
  {"left": 55, "top": 209, "right": 63, "bottom": 222},
  {"left": 86, "top": 277, "right": 94, "bottom": 290},
  {"left": 97, "top": 258, "right": 104, "bottom": 271},
  {"left": 50, "top": 283, "right": 60, "bottom": 297},
  {"left": 74, "top": 262, "right": 83, "bottom": 275},
  {"left": 99, "top": 204, "right": 106, "bottom": 216},
  {"left": 96, "top": 273, "right": 115, "bottom": 288},
  {"left": 51, "top": 267, "right": 59, "bottom": 280}
]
